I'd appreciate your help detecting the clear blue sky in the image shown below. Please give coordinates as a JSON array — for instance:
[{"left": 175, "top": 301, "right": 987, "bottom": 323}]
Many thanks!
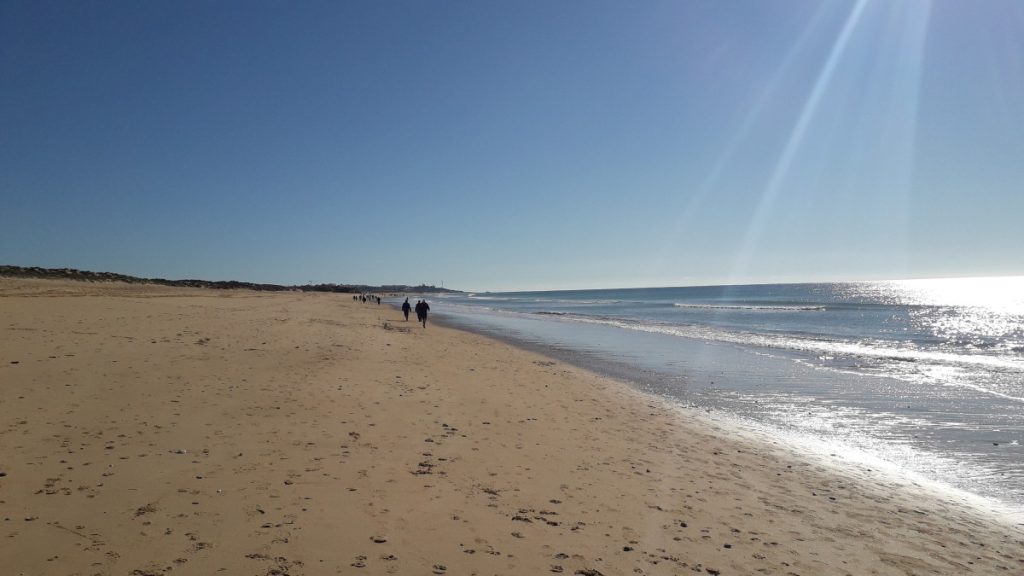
[{"left": 2, "top": 1, "right": 1022, "bottom": 291}]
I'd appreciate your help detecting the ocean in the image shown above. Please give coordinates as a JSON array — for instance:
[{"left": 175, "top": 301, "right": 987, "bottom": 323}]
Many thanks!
[{"left": 415, "top": 277, "right": 1024, "bottom": 517}]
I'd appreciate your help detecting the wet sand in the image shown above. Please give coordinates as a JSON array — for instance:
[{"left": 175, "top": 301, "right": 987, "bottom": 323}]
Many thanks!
[{"left": 2, "top": 278, "right": 1022, "bottom": 575}]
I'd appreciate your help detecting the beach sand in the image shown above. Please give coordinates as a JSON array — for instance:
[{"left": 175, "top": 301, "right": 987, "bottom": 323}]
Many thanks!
[{"left": 2, "top": 278, "right": 1022, "bottom": 576}]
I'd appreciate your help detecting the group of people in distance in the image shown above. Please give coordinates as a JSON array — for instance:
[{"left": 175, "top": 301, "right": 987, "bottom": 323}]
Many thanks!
[
  {"left": 401, "top": 298, "right": 430, "bottom": 328},
  {"left": 354, "top": 294, "right": 381, "bottom": 305}
]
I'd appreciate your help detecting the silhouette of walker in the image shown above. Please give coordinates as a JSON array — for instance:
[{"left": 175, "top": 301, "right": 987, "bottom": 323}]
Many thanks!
[{"left": 414, "top": 300, "right": 430, "bottom": 328}]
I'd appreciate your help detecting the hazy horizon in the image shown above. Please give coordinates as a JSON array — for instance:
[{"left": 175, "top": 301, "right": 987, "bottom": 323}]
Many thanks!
[{"left": 6, "top": 262, "right": 1024, "bottom": 296}]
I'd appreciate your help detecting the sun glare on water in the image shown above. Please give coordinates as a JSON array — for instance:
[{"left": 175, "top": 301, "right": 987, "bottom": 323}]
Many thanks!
[
  {"left": 853, "top": 277, "right": 1024, "bottom": 348},
  {"left": 884, "top": 276, "right": 1024, "bottom": 314}
]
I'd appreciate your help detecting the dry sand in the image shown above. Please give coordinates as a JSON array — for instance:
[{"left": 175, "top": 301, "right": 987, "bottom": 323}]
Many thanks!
[{"left": 2, "top": 278, "right": 1022, "bottom": 576}]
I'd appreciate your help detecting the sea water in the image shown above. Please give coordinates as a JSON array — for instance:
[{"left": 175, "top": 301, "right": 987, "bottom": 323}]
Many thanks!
[{"left": 417, "top": 277, "right": 1024, "bottom": 515}]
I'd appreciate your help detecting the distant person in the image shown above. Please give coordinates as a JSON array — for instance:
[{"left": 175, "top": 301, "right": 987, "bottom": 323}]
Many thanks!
[
  {"left": 401, "top": 298, "right": 412, "bottom": 321},
  {"left": 415, "top": 300, "right": 424, "bottom": 324},
  {"left": 416, "top": 299, "right": 430, "bottom": 328}
]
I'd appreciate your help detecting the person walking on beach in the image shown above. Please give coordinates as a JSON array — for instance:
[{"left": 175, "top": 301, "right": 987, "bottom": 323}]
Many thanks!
[
  {"left": 401, "top": 298, "right": 412, "bottom": 321},
  {"left": 416, "top": 299, "right": 430, "bottom": 328},
  {"left": 414, "top": 300, "right": 428, "bottom": 328}
]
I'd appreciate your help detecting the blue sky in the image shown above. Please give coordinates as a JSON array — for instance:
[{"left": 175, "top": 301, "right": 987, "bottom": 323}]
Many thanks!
[{"left": 2, "top": 1, "right": 1022, "bottom": 291}]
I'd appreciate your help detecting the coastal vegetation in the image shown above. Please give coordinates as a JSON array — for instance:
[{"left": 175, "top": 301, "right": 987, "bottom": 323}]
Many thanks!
[{"left": 0, "top": 265, "right": 458, "bottom": 294}]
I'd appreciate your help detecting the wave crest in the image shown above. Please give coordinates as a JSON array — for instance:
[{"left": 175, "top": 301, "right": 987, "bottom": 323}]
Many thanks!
[{"left": 673, "top": 303, "right": 826, "bottom": 311}]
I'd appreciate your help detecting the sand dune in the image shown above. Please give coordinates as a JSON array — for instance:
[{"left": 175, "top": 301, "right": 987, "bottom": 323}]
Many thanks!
[{"left": 2, "top": 278, "right": 1022, "bottom": 575}]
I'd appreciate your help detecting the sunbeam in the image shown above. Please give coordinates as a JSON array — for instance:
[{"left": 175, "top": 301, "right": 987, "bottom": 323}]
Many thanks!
[
  {"left": 728, "top": 0, "right": 869, "bottom": 283},
  {"left": 873, "top": 0, "right": 931, "bottom": 274},
  {"left": 656, "top": 4, "right": 832, "bottom": 270}
]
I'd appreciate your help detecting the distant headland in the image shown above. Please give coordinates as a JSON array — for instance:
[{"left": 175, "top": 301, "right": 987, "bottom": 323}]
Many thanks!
[{"left": 0, "top": 265, "right": 459, "bottom": 295}]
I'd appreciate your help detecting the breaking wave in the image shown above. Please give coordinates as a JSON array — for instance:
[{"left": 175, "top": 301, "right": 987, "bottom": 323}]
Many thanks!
[{"left": 673, "top": 303, "right": 827, "bottom": 311}]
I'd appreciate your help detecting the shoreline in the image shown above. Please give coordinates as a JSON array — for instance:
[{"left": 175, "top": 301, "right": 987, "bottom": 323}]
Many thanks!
[
  {"left": 431, "top": 306, "right": 1024, "bottom": 525},
  {"left": 427, "top": 297, "right": 1024, "bottom": 522},
  {"left": 3, "top": 278, "right": 1023, "bottom": 575}
]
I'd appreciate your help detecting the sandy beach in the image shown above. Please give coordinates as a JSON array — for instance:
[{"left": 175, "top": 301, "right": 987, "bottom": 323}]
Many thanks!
[{"left": 2, "top": 278, "right": 1022, "bottom": 576}]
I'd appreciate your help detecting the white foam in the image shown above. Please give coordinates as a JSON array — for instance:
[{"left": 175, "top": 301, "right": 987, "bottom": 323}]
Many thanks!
[{"left": 673, "top": 303, "right": 826, "bottom": 311}]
